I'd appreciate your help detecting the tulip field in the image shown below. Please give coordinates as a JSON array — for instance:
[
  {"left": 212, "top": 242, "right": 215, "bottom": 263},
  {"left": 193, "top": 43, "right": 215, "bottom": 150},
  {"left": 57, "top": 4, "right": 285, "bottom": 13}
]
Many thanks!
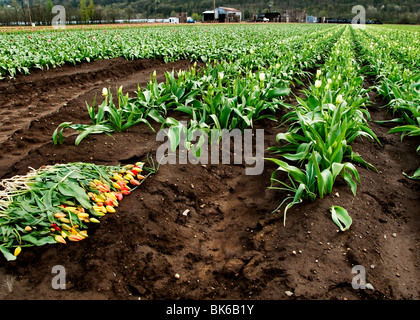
[{"left": 0, "top": 23, "right": 419, "bottom": 301}]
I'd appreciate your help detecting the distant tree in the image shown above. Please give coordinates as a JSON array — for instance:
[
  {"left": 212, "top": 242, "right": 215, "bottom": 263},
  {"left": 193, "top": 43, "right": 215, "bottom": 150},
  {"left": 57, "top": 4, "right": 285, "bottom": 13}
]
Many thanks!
[
  {"left": 10, "top": 0, "right": 21, "bottom": 23},
  {"left": 191, "top": 12, "right": 200, "bottom": 21},
  {"left": 318, "top": 9, "right": 327, "bottom": 18},
  {"left": 80, "top": 0, "right": 89, "bottom": 22},
  {"left": 125, "top": 4, "right": 134, "bottom": 21},
  {"left": 105, "top": 6, "right": 118, "bottom": 23},
  {"left": 88, "top": 0, "right": 95, "bottom": 21},
  {"left": 398, "top": 14, "right": 409, "bottom": 24},
  {"left": 326, "top": 4, "right": 334, "bottom": 17},
  {"left": 45, "top": 0, "right": 54, "bottom": 23},
  {"left": 0, "top": 4, "right": 12, "bottom": 25},
  {"left": 46, "top": 0, "right": 54, "bottom": 12},
  {"left": 244, "top": 9, "right": 250, "bottom": 20},
  {"left": 93, "top": 4, "right": 104, "bottom": 22}
]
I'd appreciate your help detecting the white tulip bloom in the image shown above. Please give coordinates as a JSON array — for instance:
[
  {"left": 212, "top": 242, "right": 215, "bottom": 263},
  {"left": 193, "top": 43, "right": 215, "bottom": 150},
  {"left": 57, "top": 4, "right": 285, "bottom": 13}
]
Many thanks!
[{"left": 315, "top": 80, "right": 322, "bottom": 89}]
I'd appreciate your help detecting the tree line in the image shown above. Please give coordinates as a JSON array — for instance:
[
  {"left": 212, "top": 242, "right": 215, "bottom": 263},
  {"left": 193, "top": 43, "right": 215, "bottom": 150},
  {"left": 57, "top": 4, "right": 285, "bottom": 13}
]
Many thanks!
[{"left": 0, "top": 0, "right": 419, "bottom": 25}]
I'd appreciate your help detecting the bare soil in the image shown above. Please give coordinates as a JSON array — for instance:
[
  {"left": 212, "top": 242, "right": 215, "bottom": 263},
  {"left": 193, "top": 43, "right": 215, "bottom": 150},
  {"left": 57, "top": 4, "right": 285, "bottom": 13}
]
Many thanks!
[{"left": 0, "top": 58, "right": 419, "bottom": 301}]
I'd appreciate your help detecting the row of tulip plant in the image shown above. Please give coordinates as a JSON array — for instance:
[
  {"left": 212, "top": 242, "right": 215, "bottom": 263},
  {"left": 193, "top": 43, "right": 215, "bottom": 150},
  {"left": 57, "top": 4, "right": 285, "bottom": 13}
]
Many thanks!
[
  {"left": 1, "top": 23, "right": 333, "bottom": 79},
  {"left": 267, "top": 26, "right": 381, "bottom": 228},
  {"left": 353, "top": 27, "right": 420, "bottom": 179}
]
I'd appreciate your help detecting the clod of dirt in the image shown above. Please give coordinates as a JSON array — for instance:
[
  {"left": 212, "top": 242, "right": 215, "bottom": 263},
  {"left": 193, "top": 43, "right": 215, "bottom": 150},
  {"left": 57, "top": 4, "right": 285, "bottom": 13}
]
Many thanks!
[{"left": 223, "top": 259, "right": 244, "bottom": 277}]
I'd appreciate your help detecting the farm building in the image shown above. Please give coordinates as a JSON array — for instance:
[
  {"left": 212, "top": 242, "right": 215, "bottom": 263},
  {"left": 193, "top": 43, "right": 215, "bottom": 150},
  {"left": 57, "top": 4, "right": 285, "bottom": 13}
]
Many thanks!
[
  {"left": 252, "top": 10, "right": 307, "bottom": 23},
  {"left": 253, "top": 13, "right": 280, "bottom": 22},
  {"left": 168, "top": 17, "right": 179, "bottom": 24},
  {"left": 177, "top": 12, "right": 188, "bottom": 23},
  {"left": 281, "top": 10, "right": 307, "bottom": 23},
  {"left": 203, "top": 7, "right": 242, "bottom": 23},
  {"left": 263, "top": 12, "right": 281, "bottom": 22},
  {"left": 306, "top": 16, "right": 318, "bottom": 23}
]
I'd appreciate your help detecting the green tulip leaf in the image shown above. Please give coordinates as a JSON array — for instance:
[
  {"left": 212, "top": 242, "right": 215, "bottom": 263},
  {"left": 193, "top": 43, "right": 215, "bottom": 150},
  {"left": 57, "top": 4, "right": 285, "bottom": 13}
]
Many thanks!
[{"left": 330, "top": 205, "right": 352, "bottom": 231}]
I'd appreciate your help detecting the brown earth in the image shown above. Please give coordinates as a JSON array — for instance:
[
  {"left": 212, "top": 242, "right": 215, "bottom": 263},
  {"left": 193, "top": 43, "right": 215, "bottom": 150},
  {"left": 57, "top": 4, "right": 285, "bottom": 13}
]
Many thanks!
[{"left": 0, "top": 58, "right": 419, "bottom": 301}]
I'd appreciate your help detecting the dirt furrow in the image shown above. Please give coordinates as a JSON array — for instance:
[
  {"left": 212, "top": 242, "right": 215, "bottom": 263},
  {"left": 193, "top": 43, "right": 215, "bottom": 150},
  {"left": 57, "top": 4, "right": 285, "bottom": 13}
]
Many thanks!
[{"left": 0, "top": 58, "right": 198, "bottom": 178}]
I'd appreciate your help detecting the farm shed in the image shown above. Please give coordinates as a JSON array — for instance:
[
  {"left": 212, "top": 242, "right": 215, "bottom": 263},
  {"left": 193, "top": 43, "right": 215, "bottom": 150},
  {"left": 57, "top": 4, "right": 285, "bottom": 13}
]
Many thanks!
[
  {"left": 265, "top": 12, "right": 281, "bottom": 22},
  {"left": 306, "top": 16, "right": 318, "bottom": 23},
  {"left": 177, "top": 12, "right": 188, "bottom": 23},
  {"left": 203, "top": 7, "right": 242, "bottom": 23},
  {"left": 281, "top": 10, "right": 307, "bottom": 23},
  {"left": 168, "top": 17, "right": 179, "bottom": 24}
]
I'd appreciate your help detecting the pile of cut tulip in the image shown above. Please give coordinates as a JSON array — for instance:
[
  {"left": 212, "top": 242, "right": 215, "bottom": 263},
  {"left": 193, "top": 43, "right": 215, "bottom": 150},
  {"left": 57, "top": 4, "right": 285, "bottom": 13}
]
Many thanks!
[{"left": 0, "top": 162, "right": 148, "bottom": 261}]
